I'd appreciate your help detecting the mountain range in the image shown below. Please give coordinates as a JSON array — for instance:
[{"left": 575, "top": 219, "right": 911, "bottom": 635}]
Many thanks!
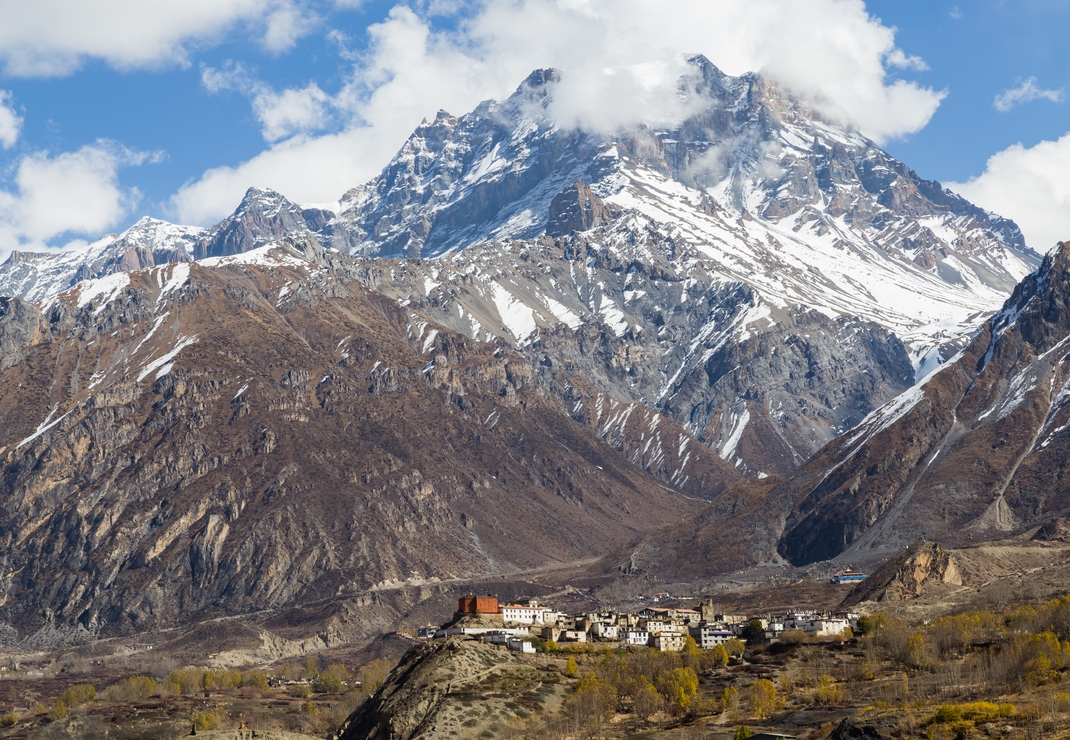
[{"left": 0, "top": 56, "right": 1054, "bottom": 641}]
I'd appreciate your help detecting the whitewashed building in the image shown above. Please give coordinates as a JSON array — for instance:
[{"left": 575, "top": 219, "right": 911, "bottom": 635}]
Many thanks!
[
  {"left": 689, "top": 626, "right": 735, "bottom": 649},
  {"left": 483, "top": 634, "right": 537, "bottom": 653},
  {"left": 501, "top": 602, "right": 553, "bottom": 625},
  {"left": 591, "top": 623, "right": 619, "bottom": 640}
]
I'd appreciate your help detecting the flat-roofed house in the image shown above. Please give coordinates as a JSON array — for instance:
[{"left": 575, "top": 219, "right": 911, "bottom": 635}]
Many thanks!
[{"left": 653, "top": 631, "right": 686, "bottom": 652}]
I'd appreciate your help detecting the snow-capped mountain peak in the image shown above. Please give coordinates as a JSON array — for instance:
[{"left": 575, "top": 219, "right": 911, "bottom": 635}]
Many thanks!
[{"left": 0, "top": 60, "right": 1041, "bottom": 478}]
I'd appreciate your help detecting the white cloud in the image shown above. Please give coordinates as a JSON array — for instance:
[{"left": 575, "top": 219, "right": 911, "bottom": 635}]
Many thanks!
[
  {"left": 948, "top": 132, "right": 1070, "bottom": 251},
  {"left": 0, "top": 0, "right": 314, "bottom": 76},
  {"left": 174, "top": 0, "right": 945, "bottom": 225},
  {"left": 200, "top": 61, "right": 254, "bottom": 94},
  {"left": 461, "top": 0, "right": 944, "bottom": 142},
  {"left": 202, "top": 62, "right": 333, "bottom": 142},
  {"left": 994, "top": 77, "right": 1065, "bottom": 112},
  {"left": 0, "top": 143, "right": 152, "bottom": 255},
  {"left": 0, "top": 91, "right": 22, "bottom": 148},
  {"left": 262, "top": 2, "right": 320, "bottom": 54},
  {"left": 886, "top": 49, "right": 929, "bottom": 72},
  {"left": 253, "top": 85, "right": 332, "bottom": 142}
]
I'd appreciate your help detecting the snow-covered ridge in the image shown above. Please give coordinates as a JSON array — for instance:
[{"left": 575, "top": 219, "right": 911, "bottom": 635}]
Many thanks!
[{"left": 0, "top": 217, "right": 205, "bottom": 304}]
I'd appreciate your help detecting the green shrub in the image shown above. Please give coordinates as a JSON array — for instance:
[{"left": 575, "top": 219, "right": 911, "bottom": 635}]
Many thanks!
[
  {"left": 748, "top": 679, "right": 777, "bottom": 719},
  {"left": 61, "top": 683, "right": 96, "bottom": 707},
  {"left": 289, "top": 684, "right": 312, "bottom": 698},
  {"left": 655, "top": 666, "right": 699, "bottom": 713},
  {"left": 564, "top": 656, "right": 578, "bottom": 677},
  {"left": 931, "top": 701, "right": 1016, "bottom": 724},
  {"left": 858, "top": 613, "right": 888, "bottom": 635},
  {"left": 0, "top": 712, "right": 17, "bottom": 727},
  {"left": 242, "top": 670, "right": 269, "bottom": 690},
  {"left": 106, "top": 675, "right": 158, "bottom": 701},
  {"left": 218, "top": 670, "right": 243, "bottom": 688},
  {"left": 779, "top": 628, "right": 807, "bottom": 645},
  {"left": 191, "top": 710, "right": 221, "bottom": 731},
  {"left": 167, "top": 669, "right": 202, "bottom": 695},
  {"left": 201, "top": 669, "right": 217, "bottom": 690},
  {"left": 813, "top": 675, "right": 843, "bottom": 705},
  {"left": 312, "top": 669, "right": 345, "bottom": 693},
  {"left": 47, "top": 699, "right": 67, "bottom": 722},
  {"left": 725, "top": 638, "right": 746, "bottom": 657},
  {"left": 709, "top": 643, "right": 729, "bottom": 667}
]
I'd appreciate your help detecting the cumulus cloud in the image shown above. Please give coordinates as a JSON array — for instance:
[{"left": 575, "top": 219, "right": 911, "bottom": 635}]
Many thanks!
[
  {"left": 0, "top": 143, "right": 153, "bottom": 255},
  {"left": 0, "top": 91, "right": 22, "bottom": 148},
  {"left": 202, "top": 62, "right": 332, "bottom": 141},
  {"left": 262, "top": 3, "right": 320, "bottom": 54},
  {"left": 994, "top": 77, "right": 1065, "bottom": 112},
  {"left": 948, "top": 132, "right": 1070, "bottom": 251},
  {"left": 173, "top": 0, "right": 944, "bottom": 224},
  {"left": 0, "top": 0, "right": 315, "bottom": 76}
]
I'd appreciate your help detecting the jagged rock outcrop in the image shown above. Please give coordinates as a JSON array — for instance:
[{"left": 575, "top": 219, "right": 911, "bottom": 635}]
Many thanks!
[
  {"left": 829, "top": 715, "right": 898, "bottom": 739},
  {"left": 840, "top": 542, "right": 961, "bottom": 607},
  {"left": 339, "top": 637, "right": 563, "bottom": 740},
  {"left": 0, "top": 297, "right": 48, "bottom": 370},
  {"left": 546, "top": 180, "right": 621, "bottom": 237},
  {"left": 1033, "top": 516, "right": 1070, "bottom": 541}
]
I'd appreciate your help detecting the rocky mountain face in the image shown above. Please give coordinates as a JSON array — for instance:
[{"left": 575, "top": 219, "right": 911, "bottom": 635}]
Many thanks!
[
  {"left": 0, "top": 59, "right": 1051, "bottom": 633},
  {"left": 351, "top": 230, "right": 919, "bottom": 476},
  {"left": 623, "top": 242, "right": 1070, "bottom": 575},
  {"left": 311, "top": 55, "right": 1036, "bottom": 473},
  {"left": 192, "top": 188, "right": 337, "bottom": 260},
  {"left": 0, "top": 58, "right": 1037, "bottom": 478},
  {"left": 772, "top": 241, "right": 1070, "bottom": 565},
  {"left": 0, "top": 240, "right": 738, "bottom": 640}
]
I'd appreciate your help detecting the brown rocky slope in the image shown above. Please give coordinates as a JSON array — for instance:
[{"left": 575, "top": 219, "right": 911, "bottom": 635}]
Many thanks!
[
  {"left": 0, "top": 239, "right": 737, "bottom": 642},
  {"left": 618, "top": 242, "right": 1070, "bottom": 578}
]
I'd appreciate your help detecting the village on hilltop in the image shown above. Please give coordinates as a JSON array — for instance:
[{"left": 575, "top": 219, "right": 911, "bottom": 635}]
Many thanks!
[{"left": 419, "top": 577, "right": 866, "bottom": 655}]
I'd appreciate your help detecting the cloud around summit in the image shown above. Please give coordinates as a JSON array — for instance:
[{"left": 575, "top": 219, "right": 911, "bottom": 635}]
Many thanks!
[{"left": 171, "top": 0, "right": 947, "bottom": 224}]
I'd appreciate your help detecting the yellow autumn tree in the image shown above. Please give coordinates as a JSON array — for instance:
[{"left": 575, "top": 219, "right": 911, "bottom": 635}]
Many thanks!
[{"left": 748, "top": 679, "right": 777, "bottom": 719}]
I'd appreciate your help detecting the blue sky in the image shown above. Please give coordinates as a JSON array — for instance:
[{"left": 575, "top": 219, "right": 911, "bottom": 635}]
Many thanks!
[
  {"left": 0, "top": 0, "right": 1066, "bottom": 254},
  {"left": 868, "top": 1, "right": 1069, "bottom": 179}
]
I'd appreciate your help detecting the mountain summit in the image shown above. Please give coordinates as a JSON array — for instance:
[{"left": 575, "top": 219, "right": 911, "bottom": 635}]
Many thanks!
[
  {"left": 312, "top": 57, "right": 1037, "bottom": 473},
  {"left": 0, "top": 60, "right": 1040, "bottom": 476}
]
